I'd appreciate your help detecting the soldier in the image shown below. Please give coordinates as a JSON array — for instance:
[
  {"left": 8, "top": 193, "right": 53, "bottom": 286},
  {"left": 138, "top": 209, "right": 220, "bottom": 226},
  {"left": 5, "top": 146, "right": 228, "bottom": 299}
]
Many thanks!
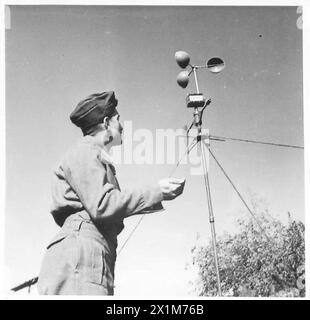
[{"left": 37, "top": 91, "right": 185, "bottom": 295}]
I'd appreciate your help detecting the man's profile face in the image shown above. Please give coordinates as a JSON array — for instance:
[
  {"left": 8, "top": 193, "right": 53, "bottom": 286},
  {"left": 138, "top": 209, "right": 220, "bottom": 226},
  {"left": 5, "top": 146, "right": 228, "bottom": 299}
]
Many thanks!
[{"left": 108, "top": 110, "right": 123, "bottom": 146}]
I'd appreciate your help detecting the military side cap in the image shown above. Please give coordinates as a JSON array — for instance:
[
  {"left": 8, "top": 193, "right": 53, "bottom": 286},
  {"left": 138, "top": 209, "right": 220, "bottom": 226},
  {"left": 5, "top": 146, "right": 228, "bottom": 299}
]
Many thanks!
[{"left": 70, "top": 91, "right": 118, "bottom": 132}]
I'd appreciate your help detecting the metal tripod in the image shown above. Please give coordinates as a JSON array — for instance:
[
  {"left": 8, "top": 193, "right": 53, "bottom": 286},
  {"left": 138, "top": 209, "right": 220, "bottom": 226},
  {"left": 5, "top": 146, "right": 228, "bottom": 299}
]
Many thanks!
[
  {"left": 188, "top": 67, "right": 222, "bottom": 296},
  {"left": 188, "top": 108, "right": 222, "bottom": 296}
]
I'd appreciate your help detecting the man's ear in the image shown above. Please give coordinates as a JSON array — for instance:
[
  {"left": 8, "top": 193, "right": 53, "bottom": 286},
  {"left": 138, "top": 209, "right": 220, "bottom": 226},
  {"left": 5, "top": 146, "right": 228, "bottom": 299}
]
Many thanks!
[{"left": 103, "top": 117, "right": 110, "bottom": 129}]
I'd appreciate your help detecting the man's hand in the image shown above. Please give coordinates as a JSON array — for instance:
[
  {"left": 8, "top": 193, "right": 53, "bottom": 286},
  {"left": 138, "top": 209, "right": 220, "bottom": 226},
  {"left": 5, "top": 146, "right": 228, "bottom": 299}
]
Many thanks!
[{"left": 158, "top": 177, "right": 186, "bottom": 200}]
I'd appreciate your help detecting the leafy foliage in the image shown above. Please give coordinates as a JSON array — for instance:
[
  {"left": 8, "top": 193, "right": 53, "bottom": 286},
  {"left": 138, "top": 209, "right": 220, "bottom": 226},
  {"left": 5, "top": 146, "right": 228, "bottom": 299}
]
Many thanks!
[{"left": 190, "top": 212, "right": 305, "bottom": 297}]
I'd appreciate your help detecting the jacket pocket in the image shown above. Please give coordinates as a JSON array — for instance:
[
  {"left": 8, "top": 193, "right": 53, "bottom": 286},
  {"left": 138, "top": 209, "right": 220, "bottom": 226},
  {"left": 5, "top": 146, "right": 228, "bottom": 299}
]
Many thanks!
[{"left": 75, "top": 237, "right": 108, "bottom": 287}]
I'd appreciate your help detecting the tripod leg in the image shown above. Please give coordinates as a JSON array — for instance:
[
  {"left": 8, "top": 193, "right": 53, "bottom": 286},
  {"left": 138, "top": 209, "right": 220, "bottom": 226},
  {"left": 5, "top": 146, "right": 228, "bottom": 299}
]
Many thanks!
[{"left": 200, "top": 139, "right": 222, "bottom": 296}]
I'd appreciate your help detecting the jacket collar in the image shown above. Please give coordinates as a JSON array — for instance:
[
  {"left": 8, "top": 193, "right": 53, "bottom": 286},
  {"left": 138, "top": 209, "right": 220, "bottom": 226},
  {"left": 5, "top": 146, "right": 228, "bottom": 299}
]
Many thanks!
[{"left": 82, "top": 135, "right": 115, "bottom": 166}]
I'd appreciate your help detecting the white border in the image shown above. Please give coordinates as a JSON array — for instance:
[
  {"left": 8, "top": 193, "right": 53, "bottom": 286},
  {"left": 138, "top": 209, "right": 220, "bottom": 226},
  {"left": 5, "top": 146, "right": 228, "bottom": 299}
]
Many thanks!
[{"left": 1, "top": 1, "right": 308, "bottom": 300}]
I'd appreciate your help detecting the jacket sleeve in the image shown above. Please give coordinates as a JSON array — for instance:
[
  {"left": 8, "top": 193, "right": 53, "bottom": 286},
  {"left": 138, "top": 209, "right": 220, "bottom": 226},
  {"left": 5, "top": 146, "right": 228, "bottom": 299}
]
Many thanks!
[{"left": 62, "top": 144, "right": 164, "bottom": 223}]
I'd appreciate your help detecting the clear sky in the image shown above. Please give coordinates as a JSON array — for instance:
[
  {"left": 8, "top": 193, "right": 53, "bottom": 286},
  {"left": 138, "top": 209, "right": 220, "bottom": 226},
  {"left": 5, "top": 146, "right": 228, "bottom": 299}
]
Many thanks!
[{"left": 4, "top": 5, "right": 304, "bottom": 297}]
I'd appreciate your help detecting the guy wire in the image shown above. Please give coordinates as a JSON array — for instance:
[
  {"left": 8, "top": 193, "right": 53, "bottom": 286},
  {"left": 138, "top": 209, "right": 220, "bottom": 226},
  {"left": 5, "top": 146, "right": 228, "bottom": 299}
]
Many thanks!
[
  {"left": 207, "top": 146, "right": 271, "bottom": 242},
  {"left": 117, "top": 214, "right": 146, "bottom": 255},
  {"left": 210, "top": 135, "right": 304, "bottom": 149}
]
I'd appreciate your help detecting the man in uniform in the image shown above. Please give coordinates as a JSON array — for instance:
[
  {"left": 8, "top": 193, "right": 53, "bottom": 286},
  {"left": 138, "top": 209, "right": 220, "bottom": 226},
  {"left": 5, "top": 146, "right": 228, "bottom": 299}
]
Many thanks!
[{"left": 37, "top": 91, "right": 185, "bottom": 295}]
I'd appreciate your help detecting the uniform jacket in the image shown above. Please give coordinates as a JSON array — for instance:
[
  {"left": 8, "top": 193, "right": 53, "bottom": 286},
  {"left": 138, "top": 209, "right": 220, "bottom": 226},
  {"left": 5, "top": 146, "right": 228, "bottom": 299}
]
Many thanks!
[
  {"left": 38, "top": 135, "right": 164, "bottom": 295},
  {"left": 50, "top": 135, "right": 164, "bottom": 250}
]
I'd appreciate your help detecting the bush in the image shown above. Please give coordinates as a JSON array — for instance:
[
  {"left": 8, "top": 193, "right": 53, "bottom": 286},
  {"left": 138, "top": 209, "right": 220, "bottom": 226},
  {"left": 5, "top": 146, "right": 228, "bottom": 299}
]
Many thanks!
[{"left": 190, "top": 212, "right": 305, "bottom": 297}]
